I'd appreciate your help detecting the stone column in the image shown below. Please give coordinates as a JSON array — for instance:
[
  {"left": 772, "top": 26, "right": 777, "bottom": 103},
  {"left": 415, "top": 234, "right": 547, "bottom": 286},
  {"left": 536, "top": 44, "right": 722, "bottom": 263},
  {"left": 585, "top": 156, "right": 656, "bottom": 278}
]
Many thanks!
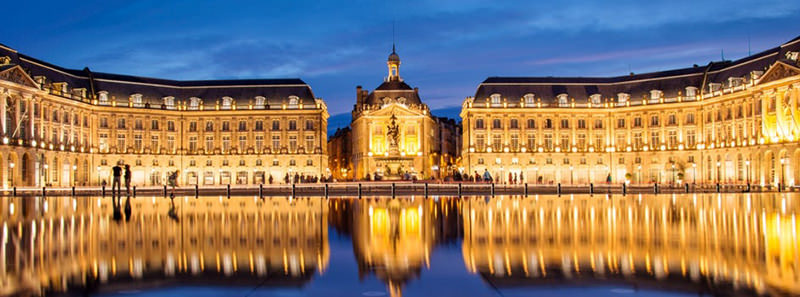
[{"left": 0, "top": 88, "right": 7, "bottom": 136}]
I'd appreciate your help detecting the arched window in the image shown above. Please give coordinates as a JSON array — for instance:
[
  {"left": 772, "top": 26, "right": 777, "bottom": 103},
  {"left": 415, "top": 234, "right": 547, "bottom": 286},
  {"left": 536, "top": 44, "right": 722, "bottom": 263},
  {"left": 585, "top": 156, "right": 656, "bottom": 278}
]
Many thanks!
[
  {"left": 131, "top": 93, "right": 144, "bottom": 107},
  {"left": 254, "top": 96, "right": 266, "bottom": 109},
  {"left": 490, "top": 94, "right": 502, "bottom": 106},
  {"left": 189, "top": 97, "right": 201, "bottom": 110},
  {"left": 650, "top": 90, "right": 662, "bottom": 102},
  {"left": 523, "top": 93, "right": 535, "bottom": 105},
  {"left": 288, "top": 96, "right": 299, "bottom": 108},
  {"left": 98, "top": 91, "right": 109, "bottom": 105},
  {"left": 617, "top": 93, "right": 630, "bottom": 105},
  {"left": 685, "top": 87, "right": 698, "bottom": 99},
  {"left": 557, "top": 94, "right": 569, "bottom": 107},
  {"left": 590, "top": 94, "right": 602, "bottom": 106},
  {"left": 163, "top": 96, "right": 175, "bottom": 110},
  {"left": 222, "top": 96, "right": 234, "bottom": 109}
]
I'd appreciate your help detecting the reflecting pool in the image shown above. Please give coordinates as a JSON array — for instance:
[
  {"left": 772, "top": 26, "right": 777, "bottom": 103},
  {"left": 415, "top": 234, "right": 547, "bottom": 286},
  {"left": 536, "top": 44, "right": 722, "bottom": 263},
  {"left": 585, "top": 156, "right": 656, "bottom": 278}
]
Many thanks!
[{"left": 1, "top": 193, "right": 798, "bottom": 296}]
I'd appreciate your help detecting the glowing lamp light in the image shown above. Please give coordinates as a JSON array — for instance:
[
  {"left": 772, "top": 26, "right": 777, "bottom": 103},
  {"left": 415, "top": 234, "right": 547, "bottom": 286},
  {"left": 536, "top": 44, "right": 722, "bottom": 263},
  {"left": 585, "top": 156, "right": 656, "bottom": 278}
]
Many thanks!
[
  {"left": 643, "top": 145, "right": 649, "bottom": 152},
  {"left": 521, "top": 147, "right": 526, "bottom": 153},
  {"left": 759, "top": 138, "right": 765, "bottom": 144},
  {"left": 555, "top": 147, "right": 561, "bottom": 152},
  {"left": 660, "top": 145, "right": 666, "bottom": 151},
  {"left": 70, "top": 145, "right": 75, "bottom": 152},
  {"left": 368, "top": 152, "right": 373, "bottom": 156},
  {"left": 588, "top": 147, "right": 594, "bottom": 152},
  {"left": 417, "top": 152, "right": 422, "bottom": 156},
  {"left": 49, "top": 144, "right": 54, "bottom": 150},
  {"left": 60, "top": 144, "right": 65, "bottom": 151},
  {"left": 41, "top": 142, "right": 46, "bottom": 148},
  {"left": 469, "top": 147, "right": 475, "bottom": 153},
  {"left": 678, "top": 144, "right": 684, "bottom": 150},
  {"left": 538, "top": 147, "right": 543, "bottom": 153},
  {"left": 31, "top": 140, "right": 37, "bottom": 147},
  {"left": 487, "top": 147, "right": 493, "bottom": 153},
  {"left": 1, "top": 137, "right": 7, "bottom": 144},
  {"left": 503, "top": 147, "right": 509, "bottom": 153},
  {"left": 384, "top": 152, "right": 389, "bottom": 157},
  {"left": 400, "top": 151, "right": 406, "bottom": 156},
  {"left": 571, "top": 147, "right": 577, "bottom": 152}
]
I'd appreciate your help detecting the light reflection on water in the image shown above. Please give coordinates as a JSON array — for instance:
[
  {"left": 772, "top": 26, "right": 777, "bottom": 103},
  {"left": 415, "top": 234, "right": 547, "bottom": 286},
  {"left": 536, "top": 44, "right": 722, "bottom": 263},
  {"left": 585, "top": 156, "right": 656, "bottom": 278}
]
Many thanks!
[{"left": 0, "top": 193, "right": 798, "bottom": 297}]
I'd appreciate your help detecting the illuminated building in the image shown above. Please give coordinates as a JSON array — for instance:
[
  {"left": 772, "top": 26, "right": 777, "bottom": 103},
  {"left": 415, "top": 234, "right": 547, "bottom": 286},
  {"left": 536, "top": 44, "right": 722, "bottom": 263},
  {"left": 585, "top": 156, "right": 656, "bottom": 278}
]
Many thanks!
[
  {"left": 461, "top": 36, "right": 800, "bottom": 187},
  {"left": 344, "top": 47, "right": 444, "bottom": 180},
  {"left": 0, "top": 195, "right": 329, "bottom": 295},
  {"left": 461, "top": 194, "right": 799, "bottom": 295},
  {"left": 0, "top": 43, "right": 328, "bottom": 187},
  {"left": 327, "top": 127, "right": 352, "bottom": 181}
]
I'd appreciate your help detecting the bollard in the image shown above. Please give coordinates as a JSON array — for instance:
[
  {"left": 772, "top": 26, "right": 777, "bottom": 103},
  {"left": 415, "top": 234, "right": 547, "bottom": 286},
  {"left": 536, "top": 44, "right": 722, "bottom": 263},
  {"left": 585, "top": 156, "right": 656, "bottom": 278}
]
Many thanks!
[
  {"left": 622, "top": 183, "right": 626, "bottom": 195},
  {"left": 164, "top": 185, "right": 168, "bottom": 197},
  {"left": 524, "top": 183, "right": 528, "bottom": 197},
  {"left": 590, "top": 183, "right": 594, "bottom": 195},
  {"left": 557, "top": 183, "right": 561, "bottom": 196},
  {"left": 133, "top": 186, "right": 136, "bottom": 197},
  {"left": 42, "top": 187, "right": 46, "bottom": 197},
  {"left": 324, "top": 183, "right": 329, "bottom": 199},
  {"left": 424, "top": 183, "right": 429, "bottom": 197},
  {"left": 291, "top": 184, "right": 296, "bottom": 197},
  {"left": 458, "top": 183, "right": 462, "bottom": 197},
  {"left": 259, "top": 184, "right": 264, "bottom": 198},
  {"left": 685, "top": 183, "right": 689, "bottom": 193},
  {"left": 195, "top": 184, "right": 199, "bottom": 198},
  {"left": 716, "top": 183, "right": 721, "bottom": 193},
  {"left": 491, "top": 183, "right": 495, "bottom": 197},
  {"left": 654, "top": 183, "right": 658, "bottom": 194},
  {"left": 12, "top": 186, "right": 16, "bottom": 197},
  {"left": 102, "top": 185, "right": 106, "bottom": 197},
  {"left": 392, "top": 183, "right": 396, "bottom": 198},
  {"left": 358, "top": 183, "right": 362, "bottom": 198},
  {"left": 72, "top": 186, "right": 76, "bottom": 197}
]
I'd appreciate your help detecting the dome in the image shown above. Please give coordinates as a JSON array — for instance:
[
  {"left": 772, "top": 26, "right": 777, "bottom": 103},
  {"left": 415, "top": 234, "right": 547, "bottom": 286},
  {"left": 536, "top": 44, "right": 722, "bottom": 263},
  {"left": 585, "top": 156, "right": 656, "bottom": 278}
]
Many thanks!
[{"left": 388, "top": 45, "right": 400, "bottom": 63}]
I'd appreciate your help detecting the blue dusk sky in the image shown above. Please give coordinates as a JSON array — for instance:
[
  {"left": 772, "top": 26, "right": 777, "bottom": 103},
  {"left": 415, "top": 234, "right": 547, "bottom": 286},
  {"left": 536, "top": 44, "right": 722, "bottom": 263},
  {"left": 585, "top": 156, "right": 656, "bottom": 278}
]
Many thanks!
[{"left": 2, "top": 0, "right": 800, "bottom": 128}]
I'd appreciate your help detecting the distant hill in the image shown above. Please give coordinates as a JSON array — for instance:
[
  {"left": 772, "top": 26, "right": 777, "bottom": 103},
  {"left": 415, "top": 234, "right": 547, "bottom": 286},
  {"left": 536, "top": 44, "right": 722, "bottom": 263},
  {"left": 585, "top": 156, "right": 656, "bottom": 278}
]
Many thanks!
[{"left": 326, "top": 105, "right": 462, "bottom": 137}]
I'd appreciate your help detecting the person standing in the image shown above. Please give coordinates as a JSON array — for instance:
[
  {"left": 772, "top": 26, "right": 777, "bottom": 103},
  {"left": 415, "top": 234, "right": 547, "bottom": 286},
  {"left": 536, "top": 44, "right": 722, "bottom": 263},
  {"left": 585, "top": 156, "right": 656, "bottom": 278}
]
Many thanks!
[
  {"left": 124, "top": 164, "right": 132, "bottom": 196},
  {"left": 112, "top": 164, "right": 122, "bottom": 197}
]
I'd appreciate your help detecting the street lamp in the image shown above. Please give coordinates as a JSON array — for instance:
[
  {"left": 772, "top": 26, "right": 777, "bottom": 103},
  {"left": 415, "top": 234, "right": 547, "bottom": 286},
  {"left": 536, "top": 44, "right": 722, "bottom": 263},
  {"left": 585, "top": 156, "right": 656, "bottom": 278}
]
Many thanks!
[
  {"left": 9, "top": 162, "right": 14, "bottom": 187},
  {"left": 716, "top": 161, "right": 721, "bottom": 184},
  {"left": 780, "top": 158, "right": 788, "bottom": 190},
  {"left": 637, "top": 165, "right": 642, "bottom": 184},
  {"left": 692, "top": 163, "right": 697, "bottom": 185},
  {"left": 72, "top": 164, "right": 77, "bottom": 186},
  {"left": 745, "top": 160, "right": 750, "bottom": 185},
  {"left": 97, "top": 165, "right": 101, "bottom": 185}
]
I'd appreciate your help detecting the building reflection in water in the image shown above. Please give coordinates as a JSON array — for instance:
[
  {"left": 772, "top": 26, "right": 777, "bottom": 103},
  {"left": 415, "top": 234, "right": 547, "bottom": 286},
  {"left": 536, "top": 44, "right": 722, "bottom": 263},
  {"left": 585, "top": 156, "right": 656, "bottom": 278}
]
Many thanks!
[
  {"left": 0, "top": 195, "right": 329, "bottom": 296},
  {"left": 329, "top": 197, "right": 461, "bottom": 297},
  {"left": 461, "top": 194, "right": 799, "bottom": 296}
]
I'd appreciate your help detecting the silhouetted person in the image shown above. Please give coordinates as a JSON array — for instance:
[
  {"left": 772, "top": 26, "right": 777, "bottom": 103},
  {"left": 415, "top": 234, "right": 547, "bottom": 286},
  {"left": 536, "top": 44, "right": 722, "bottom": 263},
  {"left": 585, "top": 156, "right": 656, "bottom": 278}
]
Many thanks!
[
  {"left": 168, "top": 197, "right": 179, "bottom": 222},
  {"left": 111, "top": 164, "right": 122, "bottom": 197},
  {"left": 124, "top": 196, "right": 132, "bottom": 222},
  {"left": 112, "top": 195, "right": 123, "bottom": 222},
  {"left": 124, "top": 164, "right": 132, "bottom": 196}
]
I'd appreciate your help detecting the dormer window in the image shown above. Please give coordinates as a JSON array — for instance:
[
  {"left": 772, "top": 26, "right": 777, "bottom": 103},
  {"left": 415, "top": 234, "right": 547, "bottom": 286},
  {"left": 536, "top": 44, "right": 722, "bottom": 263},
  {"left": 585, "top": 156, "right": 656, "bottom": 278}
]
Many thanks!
[
  {"left": 557, "top": 94, "right": 569, "bottom": 107},
  {"left": 786, "top": 51, "right": 799, "bottom": 61},
  {"left": 590, "top": 94, "right": 602, "bottom": 106},
  {"left": 163, "top": 96, "right": 175, "bottom": 110},
  {"left": 685, "top": 87, "right": 698, "bottom": 99},
  {"left": 98, "top": 91, "right": 109, "bottom": 105},
  {"left": 254, "top": 96, "right": 266, "bottom": 109},
  {"left": 708, "top": 83, "right": 722, "bottom": 93},
  {"left": 222, "top": 96, "right": 234, "bottom": 109},
  {"left": 523, "top": 93, "right": 535, "bottom": 105},
  {"left": 397, "top": 97, "right": 407, "bottom": 105},
  {"left": 617, "top": 93, "right": 630, "bottom": 105},
  {"left": 728, "top": 77, "right": 744, "bottom": 88},
  {"left": 189, "top": 97, "right": 201, "bottom": 110},
  {"left": 650, "top": 90, "right": 662, "bottom": 102},
  {"left": 490, "top": 93, "right": 502, "bottom": 106},
  {"left": 288, "top": 95, "right": 299, "bottom": 108},
  {"left": 130, "top": 93, "right": 144, "bottom": 107},
  {"left": 750, "top": 70, "right": 764, "bottom": 81}
]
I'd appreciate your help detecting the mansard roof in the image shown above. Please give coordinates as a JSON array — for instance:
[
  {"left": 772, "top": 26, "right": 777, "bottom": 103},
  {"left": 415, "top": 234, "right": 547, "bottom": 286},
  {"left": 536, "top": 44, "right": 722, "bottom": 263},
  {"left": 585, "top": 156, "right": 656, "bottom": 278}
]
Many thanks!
[
  {"left": 0, "top": 44, "right": 316, "bottom": 106},
  {"left": 475, "top": 35, "right": 800, "bottom": 104}
]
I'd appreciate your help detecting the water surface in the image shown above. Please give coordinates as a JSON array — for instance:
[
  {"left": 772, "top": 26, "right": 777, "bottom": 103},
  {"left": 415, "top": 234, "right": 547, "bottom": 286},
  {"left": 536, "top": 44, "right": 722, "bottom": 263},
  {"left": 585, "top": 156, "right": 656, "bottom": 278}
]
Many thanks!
[{"left": 1, "top": 193, "right": 798, "bottom": 296}]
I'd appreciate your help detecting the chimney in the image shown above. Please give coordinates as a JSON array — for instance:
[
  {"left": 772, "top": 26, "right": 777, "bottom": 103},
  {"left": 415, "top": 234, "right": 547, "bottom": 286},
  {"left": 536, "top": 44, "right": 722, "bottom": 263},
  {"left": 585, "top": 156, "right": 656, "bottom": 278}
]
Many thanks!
[{"left": 414, "top": 87, "right": 419, "bottom": 93}]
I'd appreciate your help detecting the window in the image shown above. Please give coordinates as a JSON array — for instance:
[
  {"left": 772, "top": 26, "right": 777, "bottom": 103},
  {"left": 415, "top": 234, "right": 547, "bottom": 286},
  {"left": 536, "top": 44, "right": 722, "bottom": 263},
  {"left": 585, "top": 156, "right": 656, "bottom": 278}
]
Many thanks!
[
  {"left": 167, "top": 136, "right": 175, "bottom": 152},
  {"left": 526, "top": 119, "right": 536, "bottom": 129},
  {"left": 272, "top": 120, "right": 281, "bottom": 131},
  {"left": 650, "top": 131, "right": 660, "bottom": 146},
  {"left": 134, "top": 119, "right": 143, "bottom": 130},
  {"left": 222, "top": 97, "right": 233, "bottom": 109},
  {"left": 189, "top": 136, "right": 197, "bottom": 152},
  {"left": 117, "top": 118, "right": 126, "bottom": 129},
  {"left": 560, "top": 134, "right": 569, "bottom": 151},
  {"left": 272, "top": 159, "right": 279, "bottom": 166},
  {"left": 238, "top": 121, "right": 247, "bottom": 131},
  {"left": 99, "top": 133, "right": 108, "bottom": 152},
  {"left": 524, "top": 93, "right": 535, "bottom": 105},
  {"left": 492, "top": 119, "right": 502, "bottom": 129},
  {"left": 99, "top": 117, "right": 108, "bottom": 128},
  {"left": 116, "top": 134, "right": 126, "bottom": 150},
  {"left": 306, "top": 159, "right": 313, "bottom": 166},
  {"left": 477, "top": 158, "right": 484, "bottom": 165},
  {"left": 289, "top": 120, "right": 297, "bottom": 131},
  {"left": 544, "top": 134, "right": 553, "bottom": 151},
  {"left": 686, "top": 113, "right": 695, "bottom": 125},
  {"left": 255, "top": 120, "right": 264, "bottom": 131},
  {"left": 560, "top": 119, "right": 569, "bottom": 129},
  {"left": 492, "top": 134, "right": 502, "bottom": 152},
  {"left": 222, "top": 136, "right": 231, "bottom": 152},
  {"left": 594, "top": 119, "right": 603, "bottom": 129},
  {"left": 687, "top": 130, "right": 696, "bottom": 147},
  {"left": 617, "top": 118, "right": 625, "bottom": 128},
  {"left": 590, "top": 94, "right": 602, "bottom": 106},
  {"left": 289, "top": 160, "right": 296, "bottom": 166},
  {"left": 616, "top": 133, "right": 625, "bottom": 147},
  {"left": 577, "top": 119, "right": 586, "bottom": 129},
  {"left": 205, "top": 121, "right": 214, "bottom": 132},
  {"left": 577, "top": 133, "right": 586, "bottom": 150},
  {"left": 594, "top": 134, "right": 603, "bottom": 151},
  {"left": 633, "top": 117, "right": 642, "bottom": 128},
  {"left": 272, "top": 135, "right": 280, "bottom": 150},
  {"left": 133, "top": 134, "right": 143, "bottom": 151},
  {"left": 668, "top": 131, "right": 678, "bottom": 148},
  {"left": 667, "top": 114, "right": 676, "bottom": 125},
  {"left": 221, "top": 121, "right": 230, "bottom": 131},
  {"left": 255, "top": 136, "right": 264, "bottom": 151},
  {"left": 305, "top": 135, "right": 314, "bottom": 151},
  {"left": 305, "top": 120, "right": 314, "bottom": 130},
  {"left": 527, "top": 133, "right": 536, "bottom": 149},
  {"left": 167, "top": 121, "right": 175, "bottom": 131},
  {"left": 544, "top": 119, "right": 553, "bottom": 129},
  {"left": 510, "top": 119, "right": 519, "bottom": 129},
  {"left": 150, "top": 135, "right": 159, "bottom": 150},
  {"left": 557, "top": 94, "right": 568, "bottom": 107},
  {"left": 256, "top": 159, "right": 262, "bottom": 166},
  {"left": 475, "top": 119, "right": 485, "bottom": 129},
  {"left": 476, "top": 134, "right": 486, "bottom": 151},
  {"left": 510, "top": 134, "right": 519, "bottom": 151},
  {"left": 289, "top": 135, "right": 297, "bottom": 152},
  {"left": 238, "top": 135, "right": 247, "bottom": 150},
  {"left": 189, "top": 121, "right": 197, "bottom": 132},
  {"left": 650, "top": 115, "right": 659, "bottom": 127},
  {"left": 189, "top": 97, "right": 201, "bottom": 110},
  {"left": 490, "top": 93, "right": 501, "bottom": 106},
  {"left": 205, "top": 136, "right": 214, "bottom": 151}
]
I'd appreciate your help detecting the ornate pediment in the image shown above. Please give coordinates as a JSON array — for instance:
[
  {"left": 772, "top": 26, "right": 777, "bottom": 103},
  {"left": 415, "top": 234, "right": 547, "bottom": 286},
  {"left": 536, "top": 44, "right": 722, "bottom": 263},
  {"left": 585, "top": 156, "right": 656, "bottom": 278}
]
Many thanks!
[
  {"left": 757, "top": 61, "right": 800, "bottom": 85},
  {"left": 0, "top": 65, "right": 38, "bottom": 88}
]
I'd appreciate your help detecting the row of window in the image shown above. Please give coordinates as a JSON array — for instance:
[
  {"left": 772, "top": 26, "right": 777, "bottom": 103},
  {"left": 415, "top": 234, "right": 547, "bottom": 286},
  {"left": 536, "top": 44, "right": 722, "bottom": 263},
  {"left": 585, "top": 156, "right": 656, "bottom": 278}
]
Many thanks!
[
  {"left": 100, "top": 158, "right": 314, "bottom": 167},
  {"left": 97, "top": 118, "right": 316, "bottom": 132},
  {"left": 97, "top": 134, "right": 318, "bottom": 154},
  {"left": 475, "top": 155, "right": 693, "bottom": 166}
]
